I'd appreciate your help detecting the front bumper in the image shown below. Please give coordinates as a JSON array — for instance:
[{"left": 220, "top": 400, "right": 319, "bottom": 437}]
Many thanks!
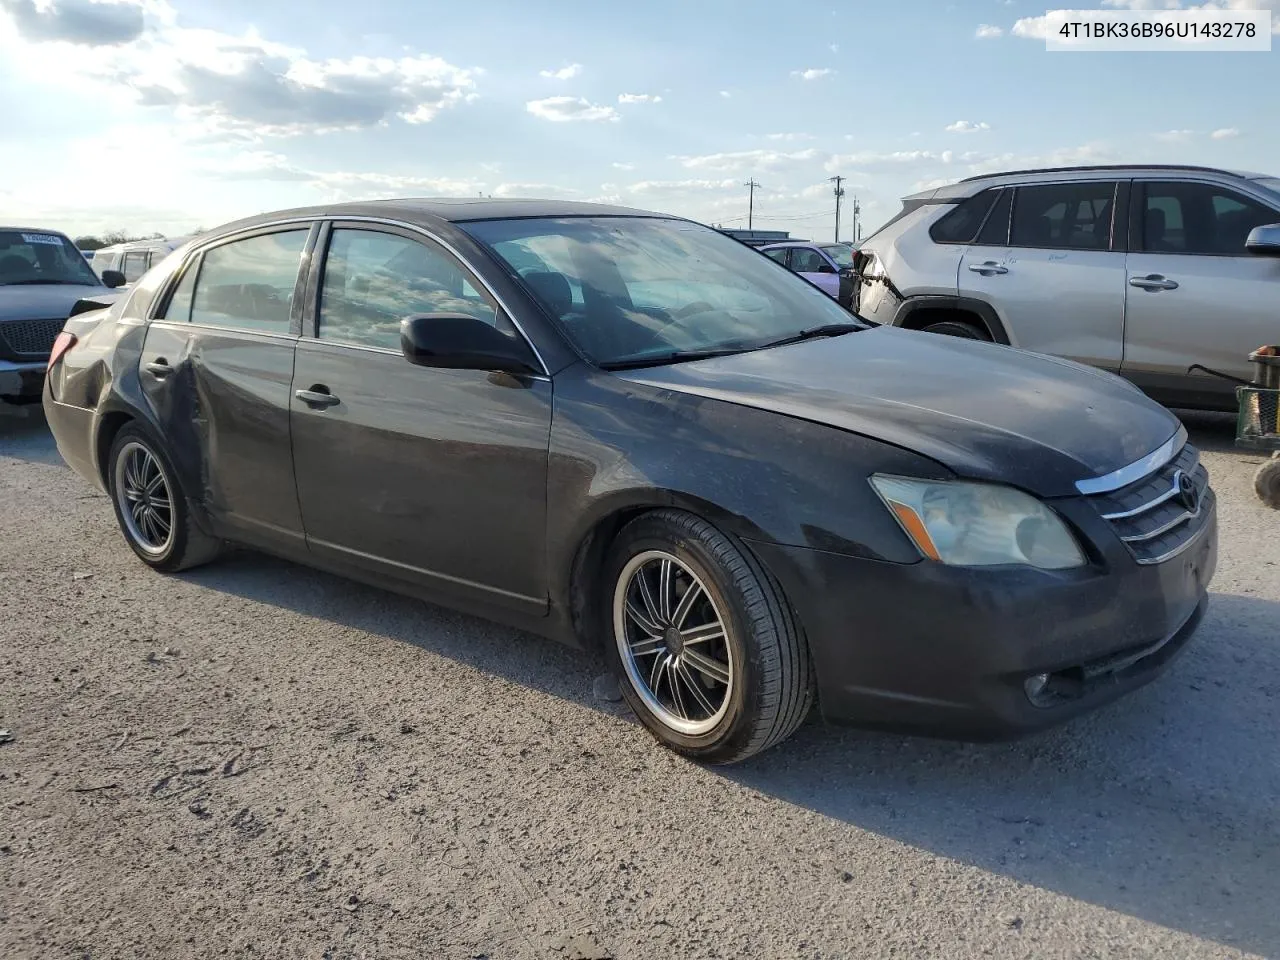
[
  {"left": 746, "top": 499, "right": 1217, "bottom": 740},
  {"left": 0, "top": 358, "right": 46, "bottom": 400}
]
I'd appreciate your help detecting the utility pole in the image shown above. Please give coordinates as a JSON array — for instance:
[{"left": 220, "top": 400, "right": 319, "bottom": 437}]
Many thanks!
[
  {"left": 744, "top": 179, "right": 761, "bottom": 230},
  {"left": 851, "top": 193, "right": 862, "bottom": 243},
  {"left": 828, "top": 175, "right": 845, "bottom": 243}
]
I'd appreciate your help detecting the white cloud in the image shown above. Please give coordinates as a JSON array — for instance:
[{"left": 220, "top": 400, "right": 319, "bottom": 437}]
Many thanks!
[
  {"left": 975, "top": 24, "right": 1004, "bottom": 38},
  {"left": 617, "top": 92, "right": 662, "bottom": 104},
  {"left": 1155, "top": 128, "right": 1196, "bottom": 141},
  {"left": 1211, "top": 127, "right": 1241, "bottom": 139},
  {"left": 945, "top": 120, "right": 991, "bottom": 134},
  {"left": 538, "top": 63, "right": 582, "bottom": 80},
  {"left": 765, "top": 132, "right": 815, "bottom": 142},
  {"left": 612, "top": 162, "right": 635, "bottom": 170},
  {"left": 526, "top": 95, "right": 618, "bottom": 122},
  {"left": 791, "top": 67, "right": 834, "bottom": 80},
  {"left": 673, "top": 148, "right": 819, "bottom": 173},
  {"left": 718, "top": 90, "right": 731, "bottom": 98},
  {"left": 0, "top": 4, "right": 480, "bottom": 137},
  {"left": 1011, "top": 14, "right": 1056, "bottom": 39},
  {"left": 492, "top": 182, "right": 579, "bottom": 198},
  {"left": 627, "top": 179, "right": 740, "bottom": 194},
  {"left": 829, "top": 42, "right": 839, "bottom": 52}
]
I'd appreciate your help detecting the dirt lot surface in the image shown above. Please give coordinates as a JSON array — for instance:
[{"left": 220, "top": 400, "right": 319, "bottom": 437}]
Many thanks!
[{"left": 2, "top": 404, "right": 1278, "bottom": 960}]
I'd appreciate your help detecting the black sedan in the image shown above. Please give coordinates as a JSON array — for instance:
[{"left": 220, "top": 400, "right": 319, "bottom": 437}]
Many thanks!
[{"left": 42, "top": 199, "right": 1217, "bottom": 763}]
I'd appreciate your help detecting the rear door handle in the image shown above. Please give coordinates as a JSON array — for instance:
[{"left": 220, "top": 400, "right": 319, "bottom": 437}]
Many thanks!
[
  {"left": 295, "top": 387, "right": 340, "bottom": 409},
  {"left": 144, "top": 359, "right": 172, "bottom": 378},
  {"left": 1129, "top": 274, "right": 1179, "bottom": 291},
  {"left": 967, "top": 261, "right": 1008, "bottom": 275}
]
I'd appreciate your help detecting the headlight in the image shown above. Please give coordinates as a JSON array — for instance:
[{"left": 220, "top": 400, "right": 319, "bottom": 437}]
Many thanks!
[{"left": 870, "top": 476, "right": 1086, "bottom": 569}]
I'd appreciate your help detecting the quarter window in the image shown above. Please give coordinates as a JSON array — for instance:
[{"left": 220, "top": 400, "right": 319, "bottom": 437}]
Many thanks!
[
  {"left": 1010, "top": 182, "right": 1117, "bottom": 250},
  {"left": 318, "top": 228, "right": 506, "bottom": 351},
  {"left": 122, "top": 251, "right": 151, "bottom": 283},
  {"left": 1139, "top": 181, "right": 1279, "bottom": 255},
  {"left": 930, "top": 189, "right": 1001, "bottom": 244},
  {"left": 188, "top": 230, "right": 308, "bottom": 333},
  {"left": 161, "top": 258, "right": 199, "bottom": 322},
  {"left": 975, "top": 189, "right": 1012, "bottom": 245},
  {"left": 764, "top": 248, "right": 790, "bottom": 265}
]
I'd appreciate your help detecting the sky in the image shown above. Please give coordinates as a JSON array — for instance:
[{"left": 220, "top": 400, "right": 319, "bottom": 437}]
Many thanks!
[{"left": 0, "top": 0, "right": 1276, "bottom": 242}]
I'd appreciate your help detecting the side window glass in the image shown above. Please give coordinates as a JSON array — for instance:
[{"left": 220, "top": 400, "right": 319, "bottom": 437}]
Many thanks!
[
  {"left": 189, "top": 231, "right": 308, "bottom": 333},
  {"left": 975, "top": 189, "right": 1012, "bottom": 245},
  {"left": 122, "top": 251, "right": 150, "bottom": 283},
  {"left": 161, "top": 258, "right": 200, "bottom": 322},
  {"left": 1011, "top": 182, "right": 1117, "bottom": 250},
  {"left": 930, "top": 188, "right": 1001, "bottom": 244},
  {"left": 1142, "top": 181, "right": 1279, "bottom": 255},
  {"left": 765, "top": 248, "right": 790, "bottom": 265},
  {"left": 319, "top": 229, "right": 507, "bottom": 351},
  {"left": 791, "top": 248, "right": 824, "bottom": 272}
]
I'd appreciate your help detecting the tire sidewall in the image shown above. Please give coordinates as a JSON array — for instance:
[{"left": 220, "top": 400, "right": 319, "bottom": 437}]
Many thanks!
[
  {"left": 107, "top": 424, "right": 190, "bottom": 571},
  {"left": 603, "top": 523, "right": 763, "bottom": 759},
  {"left": 923, "top": 320, "right": 988, "bottom": 341}
]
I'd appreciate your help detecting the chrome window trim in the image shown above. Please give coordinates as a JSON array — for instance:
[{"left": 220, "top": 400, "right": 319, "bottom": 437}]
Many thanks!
[
  {"left": 150, "top": 214, "right": 552, "bottom": 378},
  {"left": 1075, "top": 424, "right": 1187, "bottom": 495}
]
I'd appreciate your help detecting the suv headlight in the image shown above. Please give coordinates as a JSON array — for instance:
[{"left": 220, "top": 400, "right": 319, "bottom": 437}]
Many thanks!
[{"left": 870, "top": 476, "right": 1086, "bottom": 569}]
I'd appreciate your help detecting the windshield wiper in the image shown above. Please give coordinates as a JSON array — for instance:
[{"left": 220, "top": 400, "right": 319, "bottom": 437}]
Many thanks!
[
  {"left": 598, "top": 346, "right": 755, "bottom": 371},
  {"left": 756, "top": 322, "right": 863, "bottom": 351}
]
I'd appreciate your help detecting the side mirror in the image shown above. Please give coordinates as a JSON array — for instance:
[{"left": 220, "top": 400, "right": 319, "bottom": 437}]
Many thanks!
[
  {"left": 1245, "top": 223, "right": 1280, "bottom": 257},
  {"left": 400, "top": 312, "right": 538, "bottom": 375},
  {"left": 101, "top": 269, "right": 126, "bottom": 289}
]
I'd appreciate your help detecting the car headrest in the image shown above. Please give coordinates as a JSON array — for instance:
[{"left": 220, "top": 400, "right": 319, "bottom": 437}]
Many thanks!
[
  {"left": 1145, "top": 207, "right": 1166, "bottom": 243},
  {"left": 523, "top": 270, "right": 573, "bottom": 318}
]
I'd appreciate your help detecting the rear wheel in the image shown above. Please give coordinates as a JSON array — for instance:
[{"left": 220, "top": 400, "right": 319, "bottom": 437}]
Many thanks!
[
  {"left": 603, "top": 509, "right": 814, "bottom": 764},
  {"left": 921, "top": 319, "right": 991, "bottom": 341},
  {"left": 107, "top": 424, "right": 221, "bottom": 572}
]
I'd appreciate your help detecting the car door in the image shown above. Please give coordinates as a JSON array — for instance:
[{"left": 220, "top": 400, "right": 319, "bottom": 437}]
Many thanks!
[
  {"left": 1121, "top": 178, "right": 1280, "bottom": 407},
  {"left": 789, "top": 246, "right": 840, "bottom": 298},
  {"left": 289, "top": 222, "right": 553, "bottom": 616},
  {"left": 139, "top": 224, "right": 315, "bottom": 552},
  {"left": 958, "top": 180, "right": 1126, "bottom": 370}
]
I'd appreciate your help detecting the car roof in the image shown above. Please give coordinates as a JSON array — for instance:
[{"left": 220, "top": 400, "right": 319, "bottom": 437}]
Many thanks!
[
  {"left": 200, "top": 197, "right": 675, "bottom": 240},
  {"left": 901, "top": 164, "right": 1276, "bottom": 202}
]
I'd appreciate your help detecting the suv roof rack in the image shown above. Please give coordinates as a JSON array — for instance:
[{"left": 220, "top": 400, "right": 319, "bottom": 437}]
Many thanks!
[{"left": 959, "top": 164, "right": 1236, "bottom": 183}]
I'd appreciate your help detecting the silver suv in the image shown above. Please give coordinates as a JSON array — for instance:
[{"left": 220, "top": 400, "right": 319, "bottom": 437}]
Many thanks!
[{"left": 853, "top": 165, "right": 1280, "bottom": 410}]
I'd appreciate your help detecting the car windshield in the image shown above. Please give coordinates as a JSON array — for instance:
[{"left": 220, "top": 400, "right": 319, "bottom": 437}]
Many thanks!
[
  {"left": 819, "top": 244, "right": 854, "bottom": 268},
  {"left": 463, "top": 216, "right": 866, "bottom": 368},
  {"left": 0, "top": 229, "right": 100, "bottom": 286}
]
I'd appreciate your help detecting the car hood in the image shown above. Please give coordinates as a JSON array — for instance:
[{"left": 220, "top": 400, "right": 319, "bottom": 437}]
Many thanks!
[
  {"left": 614, "top": 326, "right": 1182, "bottom": 498},
  {"left": 0, "top": 283, "right": 107, "bottom": 321}
]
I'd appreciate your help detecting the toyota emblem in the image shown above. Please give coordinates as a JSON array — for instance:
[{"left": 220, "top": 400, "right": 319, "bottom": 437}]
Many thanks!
[{"left": 1174, "top": 470, "right": 1199, "bottom": 513}]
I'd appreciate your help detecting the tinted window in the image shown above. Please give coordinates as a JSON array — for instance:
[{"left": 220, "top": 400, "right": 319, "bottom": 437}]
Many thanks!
[
  {"left": 464, "top": 216, "right": 863, "bottom": 368},
  {"left": 975, "top": 189, "right": 1012, "bottom": 245},
  {"left": 122, "top": 251, "right": 150, "bottom": 283},
  {"left": 318, "top": 229, "right": 504, "bottom": 351},
  {"left": 1140, "top": 181, "right": 1280, "bottom": 255},
  {"left": 1011, "top": 182, "right": 1117, "bottom": 250},
  {"left": 790, "top": 247, "right": 828, "bottom": 273},
  {"left": 189, "top": 230, "right": 307, "bottom": 333},
  {"left": 929, "top": 189, "right": 1000, "bottom": 244},
  {"left": 161, "top": 258, "right": 199, "bottom": 322}
]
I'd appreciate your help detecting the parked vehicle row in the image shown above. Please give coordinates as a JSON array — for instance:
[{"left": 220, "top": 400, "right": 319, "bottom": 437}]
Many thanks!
[
  {"left": 852, "top": 164, "right": 1280, "bottom": 411},
  {"left": 43, "top": 198, "right": 1217, "bottom": 763}
]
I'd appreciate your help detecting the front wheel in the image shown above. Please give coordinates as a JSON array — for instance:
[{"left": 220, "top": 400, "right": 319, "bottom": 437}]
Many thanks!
[
  {"left": 603, "top": 510, "right": 815, "bottom": 764},
  {"left": 107, "top": 424, "right": 222, "bottom": 572}
]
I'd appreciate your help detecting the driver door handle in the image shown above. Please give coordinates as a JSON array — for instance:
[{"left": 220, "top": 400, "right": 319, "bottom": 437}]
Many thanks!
[
  {"left": 1129, "top": 274, "right": 1179, "bottom": 291},
  {"left": 968, "top": 261, "right": 1008, "bottom": 275},
  {"left": 295, "top": 387, "right": 340, "bottom": 409},
  {"left": 144, "top": 359, "right": 172, "bottom": 378}
]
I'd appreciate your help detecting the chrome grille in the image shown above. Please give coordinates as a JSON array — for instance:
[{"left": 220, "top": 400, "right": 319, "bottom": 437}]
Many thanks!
[
  {"left": 1087, "top": 442, "right": 1213, "bottom": 565},
  {"left": 0, "top": 317, "right": 65, "bottom": 357}
]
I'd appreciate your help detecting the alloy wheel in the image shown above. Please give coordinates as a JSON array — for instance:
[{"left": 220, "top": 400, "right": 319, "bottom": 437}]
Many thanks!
[
  {"left": 114, "top": 440, "right": 174, "bottom": 556},
  {"left": 613, "top": 550, "right": 735, "bottom": 736}
]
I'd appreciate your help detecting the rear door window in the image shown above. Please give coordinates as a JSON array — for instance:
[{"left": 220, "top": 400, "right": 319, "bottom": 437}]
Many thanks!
[
  {"left": 930, "top": 189, "right": 1001, "bottom": 244},
  {"left": 188, "top": 230, "right": 309, "bottom": 334},
  {"left": 1010, "top": 182, "right": 1118, "bottom": 250}
]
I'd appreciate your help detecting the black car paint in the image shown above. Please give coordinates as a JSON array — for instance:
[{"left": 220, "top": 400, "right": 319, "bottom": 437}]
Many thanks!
[{"left": 43, "top": 199, "right": 1215, "bottom": 738}]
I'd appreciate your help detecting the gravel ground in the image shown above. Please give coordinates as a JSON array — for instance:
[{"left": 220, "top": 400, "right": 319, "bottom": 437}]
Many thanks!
[{"left": 2, "top": 403, "right": 1278, "bottom": 960}]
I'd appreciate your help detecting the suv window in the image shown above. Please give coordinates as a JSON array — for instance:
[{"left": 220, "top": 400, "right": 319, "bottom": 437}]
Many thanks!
[
  {"left": 975, "top": 189, "right": 1012, "bottom": 245},
  {"left": 930, "top": 189, "right": 1001, "bottom": 244},
  {"left": 1139, "top": 181, "right": 1279, "bottom": 255},
  {"left": 318, "top": 228, "right": 506, "bottom": 351},
  {"left": 790, "top": 247, "right": 828, "bottom": 273},
  {"left": 1011, "top": 182, "right": 1117, "bottom": 250},
  {"left": 189, "top": 230, "right": 308, "bottom": 334},
  {"left": 122, "top": 250, "right": 151, "bottom": 283}
]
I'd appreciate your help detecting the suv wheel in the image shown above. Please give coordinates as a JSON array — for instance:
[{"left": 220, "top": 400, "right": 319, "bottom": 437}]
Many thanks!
[
  {"left": 603, "top": 509, "right": 815, "bottom": 764},
  {"left": 921, "top": 320, "right": 992, "bottom": 341}
]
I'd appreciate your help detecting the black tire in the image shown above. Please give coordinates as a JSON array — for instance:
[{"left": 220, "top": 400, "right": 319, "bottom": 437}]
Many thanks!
[
  {"left": 602, "top": 509, "right": 815, "bottom": 764},
  {"left": 1256, "top": 456, "right": 1280, "bottom": 510},
  {"left": 921, "top": 320, "right": 991, "bottom": 341},
  {"left": 106, "top": 423, "right": 221, "bottom": 573}
]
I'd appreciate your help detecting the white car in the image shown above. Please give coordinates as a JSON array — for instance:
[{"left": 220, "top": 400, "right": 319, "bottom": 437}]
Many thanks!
[{"left": 92, "top": 236, "right": 193, "bottom": 289}]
